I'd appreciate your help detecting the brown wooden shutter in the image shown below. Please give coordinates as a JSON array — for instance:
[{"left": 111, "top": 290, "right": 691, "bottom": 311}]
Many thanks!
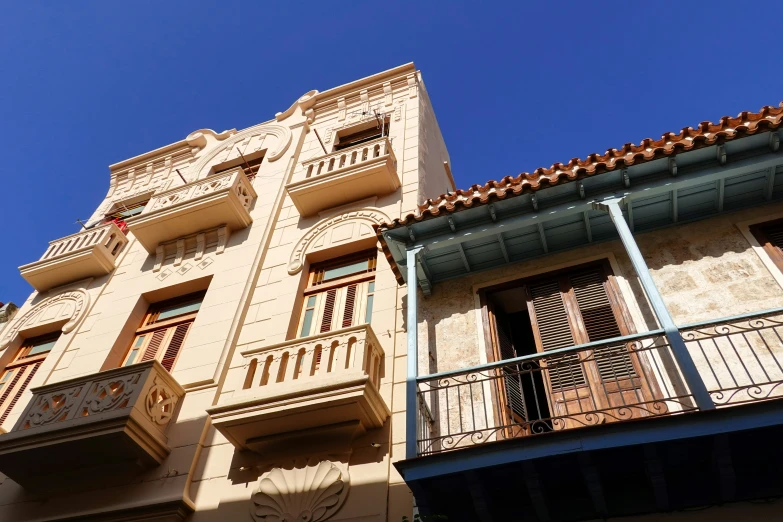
[
  {"left": 570, "top": 269, "right": 636, "bottom": 381},
  {"left": 161, "top": 323, "right": 191, "bottom": 371},
  {"left": 751, "top": 219, "right": 783, "bottom": 273},
  {"left": 0, "top": 363, "right": 40, "bottom": 424},
  {"left": 528, "top": 279, "right": 586, "bottom": 388},
  {"left": 494, "top": 314, "right": 528, "bottom": 421},
  {"left": 320, "top": 289, "right": 337, "bottom": 333},
  {"left": 141, "top": 329, "right": 167, "bottom": 362},
  {"left": 341, "top": 284, "right": 357, "bottom": 328}
]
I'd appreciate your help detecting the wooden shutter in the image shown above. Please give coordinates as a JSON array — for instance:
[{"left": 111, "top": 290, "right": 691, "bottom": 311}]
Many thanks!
[
  {"left": 751, "top": 219, "right": 783, "bottom": 273},
  {"left": 528, "top": 279, "right": 586, "bottom": 388},
  {"left": 161, "top": 323, "right": 191, "bottom": 371},
  {"left": 320, "top": 289, "right": 337, "bottom": 333},
  {"left": 0, "top": 362, "right": 41, "bottom": 424},
  {"left": 494, "top": 314, "right": 528, "bottom": 421},
  {"left": 569, "top": 269, "right": 637, "bottom": 381},
  {"left": 341, "top": 284, "right": 357, "bottom": 328},
  {"left": 141, "top": 329, "right": 167, "bottom": 362}
]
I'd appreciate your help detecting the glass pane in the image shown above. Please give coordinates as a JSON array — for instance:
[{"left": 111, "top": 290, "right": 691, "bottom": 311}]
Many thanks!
[
  {"left": 157, "top": 300, "right": 202, "bottom": 321},
  {"left": 134, "top": 335, "right": 146, "bottom": 347},
  {"left": 323, "top": 259, "right": 368, "bottom": 282},
  {"left": 124, "top": 350, "right": 139, "bottom": 366},
  {"left": 300, "top": 309, "right": 314, "bottom": 337},
  {"left": 27, "top": 338, "right": 58, "bottom": 356},
  {"left": 365, "top": 294, "right": 374, "bottom": 324},
  {"left": 306, "top": 295, "right": 316, "bottom": 307},
  {"left": 117, "top": 206, "right": 145, "bottom": 218},
  {"left": 368, "top": 281, "right": 375, "bottom": 293}
]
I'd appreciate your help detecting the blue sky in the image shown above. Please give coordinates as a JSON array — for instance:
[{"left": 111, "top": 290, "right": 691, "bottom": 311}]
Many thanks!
[{"left": 1, "top": 2, "right": 781, "bottom": 305}]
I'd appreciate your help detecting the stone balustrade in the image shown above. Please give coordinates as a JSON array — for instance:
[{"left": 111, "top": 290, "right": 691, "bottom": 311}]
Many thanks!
[
  {"left": 19, "top": 222, "right": 128, "bottom": 292},
  {"left": 128, "top": 167, "right": 257, "bottom": 254},
  {"left": 287, "top": 137, "right": 400, "bottom": 216},
  {"left": 208, "top": 324, "right": 390, "bottom": 453},
  {"left": 0, "top": 361, "right": 184, "bottom": 489},
  {"left": 302, "top": 136, "right": 395, "bottom": 179}
]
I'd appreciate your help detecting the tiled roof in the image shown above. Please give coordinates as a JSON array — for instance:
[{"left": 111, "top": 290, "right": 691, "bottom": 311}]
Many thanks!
[{"left": 381, "top": 102, "right": 783, "bottom": 231}]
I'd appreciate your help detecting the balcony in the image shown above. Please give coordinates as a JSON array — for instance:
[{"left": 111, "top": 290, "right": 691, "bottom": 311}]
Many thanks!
[
  {"left": 399, "top": 309, "right": 783, "bottom": 521},
  {"left": 208, "top": 324, "right": 389, "bottom": 454},
  {"left": 0, "top": 361, "right": 183, "bottom": 490},
  {"left": 286, "top": 137, "right": 400, "bottom": 216},
  {"left": 19, "top": 222, "right": 128, "bottom": 292},
  {"left": 128, "top": 167, "right": 256, "bottom": 254}
]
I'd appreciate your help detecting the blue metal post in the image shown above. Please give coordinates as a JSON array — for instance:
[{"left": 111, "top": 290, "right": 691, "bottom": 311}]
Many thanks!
[
  {"left": 599, "top": 200, "right": 715, "bottom": 411},
  {"left": 406, "top": 246, "right": 424, "bottom": 459}
]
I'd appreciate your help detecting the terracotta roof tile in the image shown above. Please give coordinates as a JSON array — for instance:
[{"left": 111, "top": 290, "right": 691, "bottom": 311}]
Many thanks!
[{"left": 381, "top": 102, "right": 783, "bottom": 231}]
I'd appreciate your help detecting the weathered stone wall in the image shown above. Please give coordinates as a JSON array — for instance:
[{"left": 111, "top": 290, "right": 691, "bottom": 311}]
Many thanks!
[{"left": 419, "top": 203, "right": 783, "bottom": 375}]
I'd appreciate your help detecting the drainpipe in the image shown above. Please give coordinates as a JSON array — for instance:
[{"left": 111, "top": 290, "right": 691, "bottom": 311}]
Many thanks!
[
  {"left": 594, "top": 199, "right": 715, "bottom": 410},
  {"left": 406, "top": 246, "right": 424, "bottom": 459}
]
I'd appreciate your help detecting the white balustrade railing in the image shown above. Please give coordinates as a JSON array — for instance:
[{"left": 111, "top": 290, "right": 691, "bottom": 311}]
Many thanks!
[
  {"left": 40, "top": 222, "right": 127, "bottom": 263},
  {"left": 302, "top": 137, "right": 395, "bottom": 179},
  {"left": 239, "top": 324, "right": 384, "bottom": 393},
  {"left": 145, "top": 168, "right": 254, "bottom": 214}
]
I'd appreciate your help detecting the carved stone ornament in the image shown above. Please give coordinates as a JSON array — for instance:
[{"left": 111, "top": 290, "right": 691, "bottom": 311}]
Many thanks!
[
  {"left": 250, "top": 459, "right": 350, "bottom": 522},
  {"left": 187, "top": 123, "right": 293, "bottom": 179},
  {"left": 145, "top": 378, "right": 178, "bottom": 425},
  {"left": 288, "top": 208, "right": 390, "bottom": 275},
  {"left": 0, "top": 289, "right": 90, "bottom": 351},
  {"left": 275, "top": 90, "right": 319, "bottom": 123}
]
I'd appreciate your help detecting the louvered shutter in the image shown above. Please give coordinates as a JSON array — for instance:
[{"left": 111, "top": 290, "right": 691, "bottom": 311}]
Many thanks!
[
  {"left": 529, "top": 279, "right": 586, "bottom": 389},
  {"left": 0, "top": 362, "right": 41, "bottom": 424},
  {"left": 495, "top": 315, "right": 528, "bottom": 421},
  {"left": 320, "top": 289, "right": 337, "bottom": 333},
  {"left": 161, "top": 323, "right": 191, "bottom": 371},
  {"left": 341, "top": 285, "right": 357, "bottom": 328},
  {"left": 751, "top": 220, "right": 783, "bottom": 273},
  {"left": 570, "top": 269, "right": 637, "bottom": 381},
  {"left": 140, "top": 329, "right": 167, "bottom": 362}
]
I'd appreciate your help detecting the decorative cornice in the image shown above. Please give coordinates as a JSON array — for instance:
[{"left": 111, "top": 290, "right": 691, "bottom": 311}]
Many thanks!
[
  {"left": 288, "top": 208, "right": 391, "bottom": 275},
  {"left": 0, "top": 290, "right": 90, "bottom": 350},
  {"left": 188, "top": 123, "right": 293, "bottom": 179},
  {"left": 276, "top": 90, "right": 319, "bottom": 123}
]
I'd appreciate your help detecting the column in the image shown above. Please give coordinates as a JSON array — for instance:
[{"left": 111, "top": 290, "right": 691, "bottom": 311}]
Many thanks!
[
  {"left": 596, "top": 200, "right": 715, "bottom": 410},
  {"left": 406, "top": 246, "right": 424, "bottom": 459}
]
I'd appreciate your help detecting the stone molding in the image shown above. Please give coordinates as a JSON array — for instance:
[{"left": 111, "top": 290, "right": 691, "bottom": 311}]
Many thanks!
[
  {"left": 0, "top": 289, "right": 90, "bottom": 351},
  {"left": 187, "top": 122, "right": 293, "bottom": 179},
  {"left": 250, "top": 459, "right": 350, "bottom": 522},
  {"left": 288, "top": 208, "right": 391, "bottom": 275}
]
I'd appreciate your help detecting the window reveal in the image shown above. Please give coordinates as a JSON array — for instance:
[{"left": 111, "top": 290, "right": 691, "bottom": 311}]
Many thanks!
[
  {"left": 122, "top": 292, "right": 204, "bottom": 371},
  {"left": 297, "top": 251, "right": 377, "bottom": 338},
  {"left": 0, "top": 333, "right": 60, "bottom": 425},
  {"left": 483, "top": 261, "right": 660, "bottom": 434}
]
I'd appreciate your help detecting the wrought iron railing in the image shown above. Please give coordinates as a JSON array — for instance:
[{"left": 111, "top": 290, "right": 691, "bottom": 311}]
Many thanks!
[{"left": 415, "top": 308, "right": 783, "bottom": 456}]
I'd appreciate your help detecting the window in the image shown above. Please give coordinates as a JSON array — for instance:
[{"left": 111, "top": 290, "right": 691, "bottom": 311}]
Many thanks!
[
  {"left": 296, "top": 251, "right": 377, "bottom": 338},
  {"left": 215, "top": 154, "right": 264, "bottom": 181},
  {"left": 122, "top": 292, "right": 204, "bottom": 371},
  {"left": 104, "top": 200, "right": 148, "bottom": 232},
  {"left": 333, "top": 121, "right": 389, "bottom": 151},
  {"left": 482, "top": 261, "right": 659, "bottom": 431},
  {"left": 750, "top": 218, "right": 783, "bottom": 273},
  {"left": 0, "top": 333, "right": 60, "bottom": 425}
]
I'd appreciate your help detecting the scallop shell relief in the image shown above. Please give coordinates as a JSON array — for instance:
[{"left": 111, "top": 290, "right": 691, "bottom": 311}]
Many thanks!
[{"left": 250, "top": 459, "right": 350, "bottom": 522}]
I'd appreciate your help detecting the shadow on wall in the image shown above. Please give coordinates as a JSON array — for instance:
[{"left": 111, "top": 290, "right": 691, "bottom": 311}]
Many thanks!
[{"left": 190, "top": 418, "right": 399, "bottom": 522}]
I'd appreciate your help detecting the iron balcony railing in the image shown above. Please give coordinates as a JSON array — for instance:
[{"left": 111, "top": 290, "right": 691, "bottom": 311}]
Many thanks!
[{"left": 415, "top": 307, "right": 783, "bottom": 456}]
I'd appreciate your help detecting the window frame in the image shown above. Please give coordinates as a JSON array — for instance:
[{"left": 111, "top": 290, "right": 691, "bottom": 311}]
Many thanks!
[
  {"left": 121, "top": 291, "right": 205, "bottom": 369},
  {"left": 295, "top": 250, "right": 377, "bottom": 338}
]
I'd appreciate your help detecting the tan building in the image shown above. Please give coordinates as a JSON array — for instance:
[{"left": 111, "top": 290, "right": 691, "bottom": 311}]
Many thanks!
[{"left": 0, "top": 62, "right": 782, "bottom": 522}]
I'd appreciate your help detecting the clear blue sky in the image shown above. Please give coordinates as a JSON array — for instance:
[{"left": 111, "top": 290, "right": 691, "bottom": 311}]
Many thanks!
[{"left": 1, "top": 2, "right": 781, "bottom": 305}]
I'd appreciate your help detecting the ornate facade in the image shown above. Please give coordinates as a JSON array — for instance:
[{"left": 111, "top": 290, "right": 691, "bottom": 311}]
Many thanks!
[{"left": 1, "top": 64, "right": 783, "bottom": 522}]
